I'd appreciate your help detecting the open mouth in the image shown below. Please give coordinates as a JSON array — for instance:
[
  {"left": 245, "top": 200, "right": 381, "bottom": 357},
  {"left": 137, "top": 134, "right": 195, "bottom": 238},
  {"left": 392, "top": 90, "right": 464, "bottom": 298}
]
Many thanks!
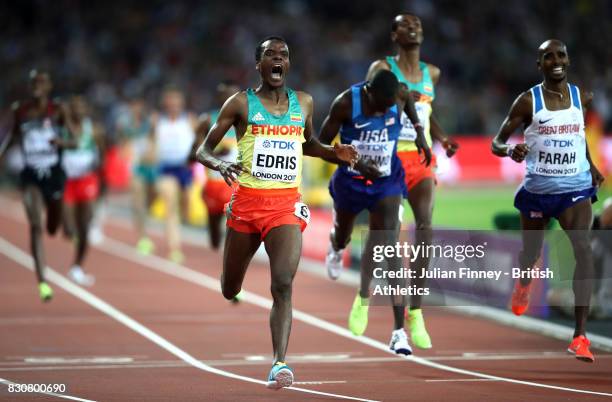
[
  {"left": 271, "top": 65, "right": 283, "bottom": 80},
  {"left": 552, "top": 66, "right": 564, "bottom": 74}
]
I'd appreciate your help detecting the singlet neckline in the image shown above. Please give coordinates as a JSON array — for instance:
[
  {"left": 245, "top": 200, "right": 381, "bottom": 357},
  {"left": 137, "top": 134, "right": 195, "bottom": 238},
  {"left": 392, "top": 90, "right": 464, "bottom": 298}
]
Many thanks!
[
  {"left": 390, "top": 57, "right": 424, "bottom": 86},
  {"left": 250, "top": 88, "right": 292, "bottom": 119},
  {"left": 539, "top": 83, "right": 574, "bottom": 113}
]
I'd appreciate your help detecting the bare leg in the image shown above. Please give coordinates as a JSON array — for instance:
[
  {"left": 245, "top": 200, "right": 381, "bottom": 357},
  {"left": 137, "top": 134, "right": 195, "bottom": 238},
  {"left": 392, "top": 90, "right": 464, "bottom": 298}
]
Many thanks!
[
  {"left": 45, "top": 196, "right": 63, "bottom": 236},
  {"left": 518, "top": 214, "right": 549, "bottom": 286},
  {"left": 367, "top": 195, "right": 403, "bottom": 329},
  {"left": 330, "top": 208, "right": 357, "bottom": 252},
  {"left": 23, "top": 186, "right": 46, "bottom": 283},
  {"left": 208, "top": 212, "right": 224, "bottom": 250},
  {"left": 221, "top": 228, "right": 261, "bottom": 299},
  {"left": 131, "top": 176, "right": 147, "bottom": 239},
  {"left": 558, "top": 199, "right": 593, "bottom": 337},
  {"left": 74, "top": 201, "right": 94, "bottom": 266},
  {"left": 180, "top": 187, "right": 190, "bottom": 224},
  {"left": 62, "top": 203, "right": 76, "bottom": 239},
  {"left": 264, "top": 225, "right": 302, "bottom": 363},
  {"left": 406, "top": 178, "right": 434, "bottom": 309},
  {"left": 157, "top": 176, "right": 181, "bottom": 253}
]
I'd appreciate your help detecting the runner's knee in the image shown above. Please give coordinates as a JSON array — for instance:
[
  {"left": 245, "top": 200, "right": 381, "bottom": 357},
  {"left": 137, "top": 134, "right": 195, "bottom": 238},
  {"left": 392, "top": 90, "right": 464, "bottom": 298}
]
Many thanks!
[
  {"left": 270, "top": 275, "right": 292, "bottom": 301},
  {"left": 415, "top": 221, "right": 432, "bottom": 231},
  {"left": 571, "top": 238, "right": 592, "bottom": 260}
]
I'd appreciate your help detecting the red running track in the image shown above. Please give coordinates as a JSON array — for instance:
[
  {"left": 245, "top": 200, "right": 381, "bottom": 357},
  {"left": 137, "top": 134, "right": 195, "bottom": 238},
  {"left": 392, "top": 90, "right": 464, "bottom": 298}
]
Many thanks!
[{"left": 0, "top": 195, "right": 611, "bottom": 401}]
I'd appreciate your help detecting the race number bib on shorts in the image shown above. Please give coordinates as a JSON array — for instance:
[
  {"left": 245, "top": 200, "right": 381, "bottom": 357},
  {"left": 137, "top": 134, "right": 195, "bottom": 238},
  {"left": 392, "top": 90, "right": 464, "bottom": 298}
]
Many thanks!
[
  {"left": 251, "top": 137, "right": 300, "bottom": 182},
  {"left": 531, "top": 134, "right": 584, "bottom": 176},
  {"left": 294, "top": 202, "right": 310, "bottom": 225},
  {"left": 398, "top": 103, "right": 429, "bottom": 141},
  {"left": 350, "top": 139, "right": 395, "bottom": 177}
]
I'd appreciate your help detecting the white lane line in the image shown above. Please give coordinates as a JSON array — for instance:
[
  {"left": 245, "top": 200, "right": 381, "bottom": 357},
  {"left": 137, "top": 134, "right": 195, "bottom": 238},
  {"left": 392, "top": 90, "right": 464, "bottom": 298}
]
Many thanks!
[
  {"left": 99, "top": 236, "right": 612, "bottom": 398},
  {"left": 0, "top": 377, "right": 96, "bottom": 402},
  {"left": 425, "top": 379, "right": 498, "bottom": 383},
  {"left": 24, "top": 357, "right": 134, "bottom": 364},
  {"left": 0, "top": 237, "right": 379, "bottom": 402},
  {"left": 3, "top": 352, "right": 610, "bottom": 372},
  {"left": 101, "top": 199, "right": 612, "bottom": 354}
]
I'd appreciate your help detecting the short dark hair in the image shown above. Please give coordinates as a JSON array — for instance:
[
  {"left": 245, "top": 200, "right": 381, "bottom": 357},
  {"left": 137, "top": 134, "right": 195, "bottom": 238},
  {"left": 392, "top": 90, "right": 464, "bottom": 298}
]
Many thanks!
[
  {"left": 391, "top": 13, "right": 418, "bottom": 32},
  {"left": 369, "top": 69, "right": 399, "bottom": 99},
  {"left": 255, "top": 36, "right": 287, "bottom": 62},
  {"left": 29, "top": 69, "right": 50, "bottom": 80}
]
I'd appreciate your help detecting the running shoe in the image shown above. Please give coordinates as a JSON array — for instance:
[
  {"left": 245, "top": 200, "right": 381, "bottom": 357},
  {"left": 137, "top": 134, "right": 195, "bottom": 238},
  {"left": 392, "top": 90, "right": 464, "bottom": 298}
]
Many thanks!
[
  {"left": 348, "top": 294, "right": 369, "bottom": 336},
  {"left": 231, "top": 289, "right": 244, "bottom": 304},
  {"left": 389, "top": 328, "right": 412, "bottom": 355},
  {"left": 568, "top": 335, "right": 594, "bottom": 363},
  {"left": 136, "top": 237, "right": 154, "bottom": 255},
  {"left": 325, "top": 244, "right": 344, "bottom": 280},
  {"left": 406, "top": 308, "right": 432, "bottom": 349},
  {"left": 169, "top": 249, "right": 184, "bottom": 264},
  {"left": 38, "top": 282, "right": 53, "bottom": 302},
  {"left": 266, "top": 361, "right": 294, "bottom": 389},
  {"left": 68, "top": 265, "right": 95, "bottom": 287},
  {"left": 511, "top": 280, "right": 532, "bottom": 316}
]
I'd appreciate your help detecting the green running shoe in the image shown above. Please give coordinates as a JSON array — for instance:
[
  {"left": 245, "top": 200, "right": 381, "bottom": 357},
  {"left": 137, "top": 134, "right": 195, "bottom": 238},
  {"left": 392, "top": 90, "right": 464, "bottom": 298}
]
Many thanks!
[
  {"left": 169, "top": 249, "right": 184, "bottom": 264},
  {"left": 136, "top": 237, "right": 154, "bottom": 255},
  {"left": 266, "top": 361, "right": 293, "bottom": 389},
  {"left": 38, "top": 282, "right": 53, "bottom": 303},
  {"left": 407, "top": 308, "right": 432, "bottom": 349},
  {"left": 231, "top": 290, "right": 244, "bottom": 304},
  {"left": 348, "top": 293, "right": 369, "bottom": 336}
]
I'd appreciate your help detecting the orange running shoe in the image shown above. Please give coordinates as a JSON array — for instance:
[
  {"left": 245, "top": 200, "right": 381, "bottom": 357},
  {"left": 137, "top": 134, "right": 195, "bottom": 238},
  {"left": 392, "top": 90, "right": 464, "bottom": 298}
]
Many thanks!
[
  {"left": 568, "top": 335, "right": 594, "bottom": 363},
  {"left": 511, "top": 280, "right": 531, "bottom": 316}
]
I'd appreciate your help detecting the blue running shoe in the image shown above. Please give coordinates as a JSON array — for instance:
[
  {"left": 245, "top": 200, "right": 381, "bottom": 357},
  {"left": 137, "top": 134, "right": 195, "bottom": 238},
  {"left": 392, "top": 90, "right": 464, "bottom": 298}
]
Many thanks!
[{"left": 266, "top": 361, "right": 293, "bottom": 390}]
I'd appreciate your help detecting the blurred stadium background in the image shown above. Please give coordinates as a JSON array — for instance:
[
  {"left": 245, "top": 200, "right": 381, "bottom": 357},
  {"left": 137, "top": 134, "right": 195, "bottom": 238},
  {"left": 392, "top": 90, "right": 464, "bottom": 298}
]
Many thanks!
[
  {"left": 1, "top": 3, "right": 610, "bottom": 254},
  {"left": 0, "top": 0, "right": 611, "bottom": 332},
  {"left": 1, "top": 0, "right": 610, "bottom": 225}
]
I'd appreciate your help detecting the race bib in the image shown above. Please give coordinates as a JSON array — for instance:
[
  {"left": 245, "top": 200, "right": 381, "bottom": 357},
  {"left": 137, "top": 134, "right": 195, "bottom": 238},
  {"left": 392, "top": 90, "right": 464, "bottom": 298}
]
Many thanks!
[
  {"left": 294, "top": 202, "right": 310, "bottom": 225},
  {"left": 250, "top": 137, "right": 300, "bottom": 182},
  {"left": 530, "top": 134, "right": 584, "bottom": 177},
  {"left": 350, "top": 139, "right": 395, "bottom": 177},
  {"left": 63, "top": 150, "right": 96, "bottom": 178},
  {"left": 22, "top": 122, "right": 59, "bottom": 169},
  {"left": 398, "top": 103, "right": 429, "bottom": 141}
]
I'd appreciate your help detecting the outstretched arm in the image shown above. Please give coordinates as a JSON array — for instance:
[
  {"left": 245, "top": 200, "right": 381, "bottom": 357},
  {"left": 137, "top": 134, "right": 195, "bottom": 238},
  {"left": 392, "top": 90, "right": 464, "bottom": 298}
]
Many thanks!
[
  {"left": 426, "top": 66, "right": 459, "bottom": 157},
  {"left": 398, "top": 85, "right": 431, "bottom": 166},
  {"left": 195, "top": 94, "right": 245, "bottom": 186},
  {"left": 301, "top": 92, "right": 357, "bottom": 167},
  {"left": 491, "top": 92, "right": 531, "bottom": 162},
  {"left": 430, "top": 115, "right": 458, "bottom": 157}
]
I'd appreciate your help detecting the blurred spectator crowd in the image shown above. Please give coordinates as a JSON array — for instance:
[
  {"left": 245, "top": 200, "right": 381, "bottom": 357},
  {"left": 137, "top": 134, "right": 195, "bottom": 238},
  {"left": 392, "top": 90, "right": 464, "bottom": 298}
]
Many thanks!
[{"left": 1, "top": 0, "right": 611, "bottom": 139}]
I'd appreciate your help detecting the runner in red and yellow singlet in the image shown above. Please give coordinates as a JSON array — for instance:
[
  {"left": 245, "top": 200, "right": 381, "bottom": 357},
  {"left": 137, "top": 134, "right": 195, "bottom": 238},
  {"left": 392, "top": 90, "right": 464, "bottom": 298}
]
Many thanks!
[{"left": 195, "top": 37, "right": 357, "bottom": 390}]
